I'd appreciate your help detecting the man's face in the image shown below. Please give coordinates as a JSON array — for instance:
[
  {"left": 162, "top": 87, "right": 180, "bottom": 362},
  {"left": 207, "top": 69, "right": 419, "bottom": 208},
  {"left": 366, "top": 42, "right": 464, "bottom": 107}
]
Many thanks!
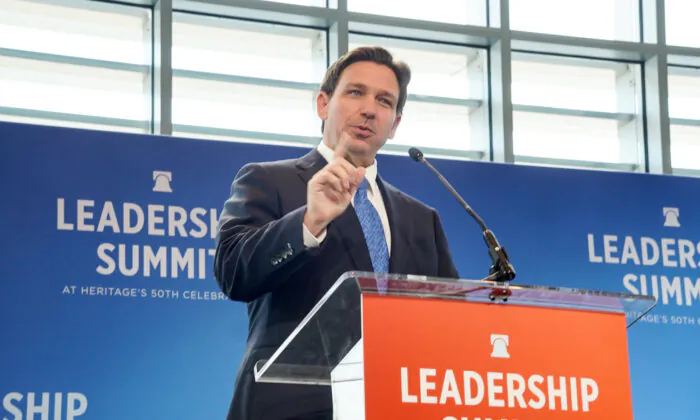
[{"left": 317, "top": 61, "right": 402, "bottom": 167}]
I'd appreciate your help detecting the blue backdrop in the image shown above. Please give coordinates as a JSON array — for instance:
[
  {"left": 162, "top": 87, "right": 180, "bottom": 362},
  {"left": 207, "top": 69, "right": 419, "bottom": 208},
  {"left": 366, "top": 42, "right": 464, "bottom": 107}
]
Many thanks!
[{"left": 1, "top": 121, "right": 698, "bottom": 419}]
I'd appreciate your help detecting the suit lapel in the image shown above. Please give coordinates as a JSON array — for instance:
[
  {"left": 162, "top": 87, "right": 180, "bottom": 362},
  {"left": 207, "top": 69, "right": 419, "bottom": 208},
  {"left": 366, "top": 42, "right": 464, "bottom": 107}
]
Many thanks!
[
  {"left": 377, "top": 177, "right": 416, "bottom": 274},
  {"left": 331, "top": 207, "right": 373, "bottom": 271},
  {"left": 295, "top": 149, "right": 373, "bottom": 272},
  {"left": 295, "top": 149, "right": 325, "bottom": 184}
]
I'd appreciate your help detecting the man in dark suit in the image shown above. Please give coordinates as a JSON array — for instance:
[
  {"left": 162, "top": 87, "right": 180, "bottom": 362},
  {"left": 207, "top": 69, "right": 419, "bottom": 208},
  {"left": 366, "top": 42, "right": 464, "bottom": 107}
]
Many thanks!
[{"left": 214, "top": 46, "right": 459, "bottom": 420}]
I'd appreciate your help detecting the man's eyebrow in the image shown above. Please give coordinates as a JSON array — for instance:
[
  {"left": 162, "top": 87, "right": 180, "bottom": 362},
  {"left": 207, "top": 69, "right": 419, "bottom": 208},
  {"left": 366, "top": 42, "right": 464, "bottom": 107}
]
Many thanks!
[{"left": 345, "top": 83, "right": 367, "bottom": 90}]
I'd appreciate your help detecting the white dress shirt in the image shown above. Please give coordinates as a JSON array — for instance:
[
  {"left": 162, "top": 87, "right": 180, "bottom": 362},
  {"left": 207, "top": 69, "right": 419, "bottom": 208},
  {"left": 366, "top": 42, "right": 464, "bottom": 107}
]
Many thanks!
[{"left": 302, "top": 142, "right": 392, "bottom": 253}]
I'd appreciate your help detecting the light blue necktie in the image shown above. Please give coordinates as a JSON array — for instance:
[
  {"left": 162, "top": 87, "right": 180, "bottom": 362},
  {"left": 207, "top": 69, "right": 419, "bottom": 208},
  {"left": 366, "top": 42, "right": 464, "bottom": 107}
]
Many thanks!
[{"left": 354, "top": 178, "right": 390, "bottom": 274}]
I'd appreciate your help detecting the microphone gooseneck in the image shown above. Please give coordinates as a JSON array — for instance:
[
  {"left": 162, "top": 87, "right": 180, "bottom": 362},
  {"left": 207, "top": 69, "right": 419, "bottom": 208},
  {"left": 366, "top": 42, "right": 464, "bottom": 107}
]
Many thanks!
[{"left": 408, "top": 147, "right": 516, "bottom": 283}]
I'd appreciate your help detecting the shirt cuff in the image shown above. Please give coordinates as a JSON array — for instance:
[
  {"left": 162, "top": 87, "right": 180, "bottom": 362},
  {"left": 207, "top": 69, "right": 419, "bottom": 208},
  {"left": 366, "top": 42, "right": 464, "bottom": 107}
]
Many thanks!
[{"left": 303, "top": 222, "right": 327, "bottom": 248}]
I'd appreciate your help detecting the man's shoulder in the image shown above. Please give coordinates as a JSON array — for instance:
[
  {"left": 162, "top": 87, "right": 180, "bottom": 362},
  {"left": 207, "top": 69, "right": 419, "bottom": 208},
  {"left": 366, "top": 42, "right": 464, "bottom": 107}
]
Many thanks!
[
  {"left": 246, "top": 158, "right": 297, "bottom": 173},
  {"left": 237, "top": 149, "right": 320, "bottom": 177},
  {"left": 243, "top": 156, "right": 300, "bottom": 171}
]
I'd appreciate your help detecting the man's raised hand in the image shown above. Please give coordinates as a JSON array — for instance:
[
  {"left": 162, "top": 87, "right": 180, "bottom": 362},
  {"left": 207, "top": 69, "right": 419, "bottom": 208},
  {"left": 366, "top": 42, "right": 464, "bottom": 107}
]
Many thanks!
[{"left": 304, "top": 133, "right": 366, "bottom": 236}]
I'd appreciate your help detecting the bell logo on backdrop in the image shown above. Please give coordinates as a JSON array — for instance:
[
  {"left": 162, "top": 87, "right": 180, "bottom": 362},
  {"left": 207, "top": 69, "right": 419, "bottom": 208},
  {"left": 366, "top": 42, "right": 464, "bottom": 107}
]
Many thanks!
[
  {"left": 56, "top": 167, "right": 226, "bottom": 302},
  {"left": 586, "top": 206, "right": 700, "bottom": 327},
  {"left": 152, "top": 170, "right": 173, "bottom": 193},
  {"left": 490, "top": 334, "right": 510, "bottom": 359},
  {"left": 663, "top": 207, "right": 681, "bottom": 228}
]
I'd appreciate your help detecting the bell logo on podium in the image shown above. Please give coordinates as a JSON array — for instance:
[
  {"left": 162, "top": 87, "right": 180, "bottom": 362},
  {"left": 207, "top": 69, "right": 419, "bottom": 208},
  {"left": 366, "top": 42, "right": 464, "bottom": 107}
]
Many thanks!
[
  {"left": 663, "top": 207, "right": 680, "bottom": 227},
  {"left": 153, "top": 170, "right": 173, "bottom": 193},
  {"left": 490, "top": 334, "right": 510, "bottom": 359}
]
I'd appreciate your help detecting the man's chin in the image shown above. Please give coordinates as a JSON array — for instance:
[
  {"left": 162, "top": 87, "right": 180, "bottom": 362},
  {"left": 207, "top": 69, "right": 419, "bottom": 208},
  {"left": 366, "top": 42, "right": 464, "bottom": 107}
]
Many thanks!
[
  {"left": 347, "top": 146, "right": 377, "bottom": 167},
  {"left": 348, "top": 140, "right": 371, "bottom": 153}
]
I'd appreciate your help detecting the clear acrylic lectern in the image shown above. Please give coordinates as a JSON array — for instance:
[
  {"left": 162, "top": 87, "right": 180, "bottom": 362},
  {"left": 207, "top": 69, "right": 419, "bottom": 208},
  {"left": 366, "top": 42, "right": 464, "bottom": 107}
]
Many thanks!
[{"left": 253, "top": 271, "right": 657, "bottom": 419}]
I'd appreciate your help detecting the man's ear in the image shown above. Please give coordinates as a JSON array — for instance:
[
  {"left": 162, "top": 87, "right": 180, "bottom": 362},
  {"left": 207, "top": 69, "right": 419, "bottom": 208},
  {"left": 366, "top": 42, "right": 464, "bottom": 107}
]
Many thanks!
[
  {"left": 316, "top": 91, "right": 330, "bottom": 120},
  {"left": 388, "top": 114, "right": 402, "bottom": 139}
]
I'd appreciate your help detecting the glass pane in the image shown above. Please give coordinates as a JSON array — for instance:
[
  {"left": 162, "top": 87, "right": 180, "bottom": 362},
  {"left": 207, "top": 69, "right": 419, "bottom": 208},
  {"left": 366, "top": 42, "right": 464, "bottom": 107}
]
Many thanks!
[
  {"left": 389, "top": 100, "right": 471, "bottom": 151},
  {"left": 512, "top": 55, "right": 629, "bottom": 113},
  {"left": 349, "top": 35, "right": 483, "bottom": 100},
  {"left": 510, "top": 0, "right": 639, "bottom": 41},
  {"left": 0, "top": 55, "right": 149, "bottom": 122},
  {"left": 261, "top": 0, "right": 326, "bottom": 6},
  {"left": 173, "top": 13, "right": 326, "bottom": 84},
  {"left": 671, "top": 125, "right": 700, "bottom": 170},
  {"left": 514, "top": 112, "right": 632, "bottom": 164},
  {"left": 668, "top": 70, "right": 700, "bottom": 120},
  {"left": 665, "top": 0, "right": 700, "bottom": 48},
  {"left": 348, "top": 0, "right": 486, "bottom": 26},
  {"left": 172, "top": 77, "right": 317, "bottom": 137},
  {"left": 0, "top": 0, "right": 150, "bottom": 65}
]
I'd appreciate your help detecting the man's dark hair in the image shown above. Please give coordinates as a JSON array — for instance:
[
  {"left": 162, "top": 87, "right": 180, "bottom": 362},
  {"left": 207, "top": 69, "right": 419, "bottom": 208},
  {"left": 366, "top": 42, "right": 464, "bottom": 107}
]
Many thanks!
[{"left": 319, "top": 46, "right": 411, "bottom": 133}]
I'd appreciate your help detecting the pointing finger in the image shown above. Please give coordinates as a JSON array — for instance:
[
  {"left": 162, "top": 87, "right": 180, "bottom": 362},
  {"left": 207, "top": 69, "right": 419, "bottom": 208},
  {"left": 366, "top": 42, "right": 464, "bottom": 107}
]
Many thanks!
[
  {"left": 333, "top": 131, "right": 351, "bottom": 161},
  {"left": 354, "top": 166, "right": 366, "bottom": 186}
]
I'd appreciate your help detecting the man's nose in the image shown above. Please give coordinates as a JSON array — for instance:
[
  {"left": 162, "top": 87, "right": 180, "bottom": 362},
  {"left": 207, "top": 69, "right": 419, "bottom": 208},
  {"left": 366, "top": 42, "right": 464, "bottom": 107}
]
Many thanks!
[{"left": 359, "top": 98, "right": 377, "bottom": 119}]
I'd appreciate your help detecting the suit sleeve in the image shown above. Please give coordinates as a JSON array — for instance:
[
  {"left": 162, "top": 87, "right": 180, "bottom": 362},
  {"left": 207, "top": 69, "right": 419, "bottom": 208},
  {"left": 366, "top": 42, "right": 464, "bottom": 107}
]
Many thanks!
[
  {"left": 213, "top": 163, "right": 320, "bottom": 302},
  {"left": 433, "top": 210, "right": 460, "bottom": 278}
]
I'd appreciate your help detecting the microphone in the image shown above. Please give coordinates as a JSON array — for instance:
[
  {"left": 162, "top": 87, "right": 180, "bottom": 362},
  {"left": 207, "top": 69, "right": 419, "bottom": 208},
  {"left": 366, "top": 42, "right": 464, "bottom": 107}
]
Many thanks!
[{"left": 408, "top": 147, "right": 516, "bottom": 283}]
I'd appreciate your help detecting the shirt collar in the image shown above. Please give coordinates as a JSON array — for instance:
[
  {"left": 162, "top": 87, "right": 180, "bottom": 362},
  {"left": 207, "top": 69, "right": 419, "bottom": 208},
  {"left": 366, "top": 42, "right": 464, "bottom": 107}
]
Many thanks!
[{"left": 316, "top": 141, "right": 379, "bottom": 192}]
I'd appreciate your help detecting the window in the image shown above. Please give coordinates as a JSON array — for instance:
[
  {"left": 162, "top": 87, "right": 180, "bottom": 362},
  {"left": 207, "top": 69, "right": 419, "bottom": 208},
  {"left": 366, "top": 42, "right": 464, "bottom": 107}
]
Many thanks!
[
  {"left": 512, "top": 54, "right": 642, "bottom": 168},
  {"left": 260, "top": 0, "right": 326, "bottom": 6},
  {"left": 172, "top": 14, "right": 325, "bottom": 84},
  {"left": 670, "top": 125, "right": 700, "bottom": 171},
  {"left": 390, "top": 101, "right": 472, "bottom": 151},
  {"left": 173, "top": 78, "right": 318, "bottom": 137},
  {"left": 514, "top": 113, "right": 624, "bottom": 163},
  {"left": 349, "top": 34, "right": 488, "bottom": 157},
  {"left": 665, "top": 0, "right": 700, "bottom": 48},
  {"left": 347, "top": 0, "right": 486, "bottom": 26},
  {"left": 0, "top": 0, "right": 151, "bottom": 132},
  {"left": 0, "top": 56, "right": 149, "bottom": 122},
  {"left": 1, "top": 0, "right": 693, "bottom": 176},
  {"left": 171, "top": 13, "right": 326, "bottom": 139},
  {"left": 512, "top": 58, "right": 622, "bottom": 113},
  {"left": 668, "top": 67, "right": 700, "bottom": 171},
  {"left": 668, "top": 70, "right": 700, "bottom": 121},
  {"left": 509, "top": 0, "right": 639, "bottom": 42}
]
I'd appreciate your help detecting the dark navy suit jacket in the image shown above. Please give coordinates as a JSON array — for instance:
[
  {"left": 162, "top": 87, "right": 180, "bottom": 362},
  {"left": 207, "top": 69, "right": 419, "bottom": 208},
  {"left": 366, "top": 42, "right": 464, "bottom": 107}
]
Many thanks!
[{"left": 214, "top": 149, "right": 459, "bottom": 420}]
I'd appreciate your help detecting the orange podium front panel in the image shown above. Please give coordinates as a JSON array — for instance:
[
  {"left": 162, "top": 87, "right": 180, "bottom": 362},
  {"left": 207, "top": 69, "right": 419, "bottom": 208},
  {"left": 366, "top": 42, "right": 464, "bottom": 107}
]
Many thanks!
[{"left": 363, "top": 294, "right": 633, "bottom": 420}]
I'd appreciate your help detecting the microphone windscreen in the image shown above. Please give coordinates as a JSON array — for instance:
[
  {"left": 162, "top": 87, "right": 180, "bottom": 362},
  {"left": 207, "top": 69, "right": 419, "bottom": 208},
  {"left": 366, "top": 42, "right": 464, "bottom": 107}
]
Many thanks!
[{"left": 408, "top": 147, "right": 424, "bottom": 162}]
